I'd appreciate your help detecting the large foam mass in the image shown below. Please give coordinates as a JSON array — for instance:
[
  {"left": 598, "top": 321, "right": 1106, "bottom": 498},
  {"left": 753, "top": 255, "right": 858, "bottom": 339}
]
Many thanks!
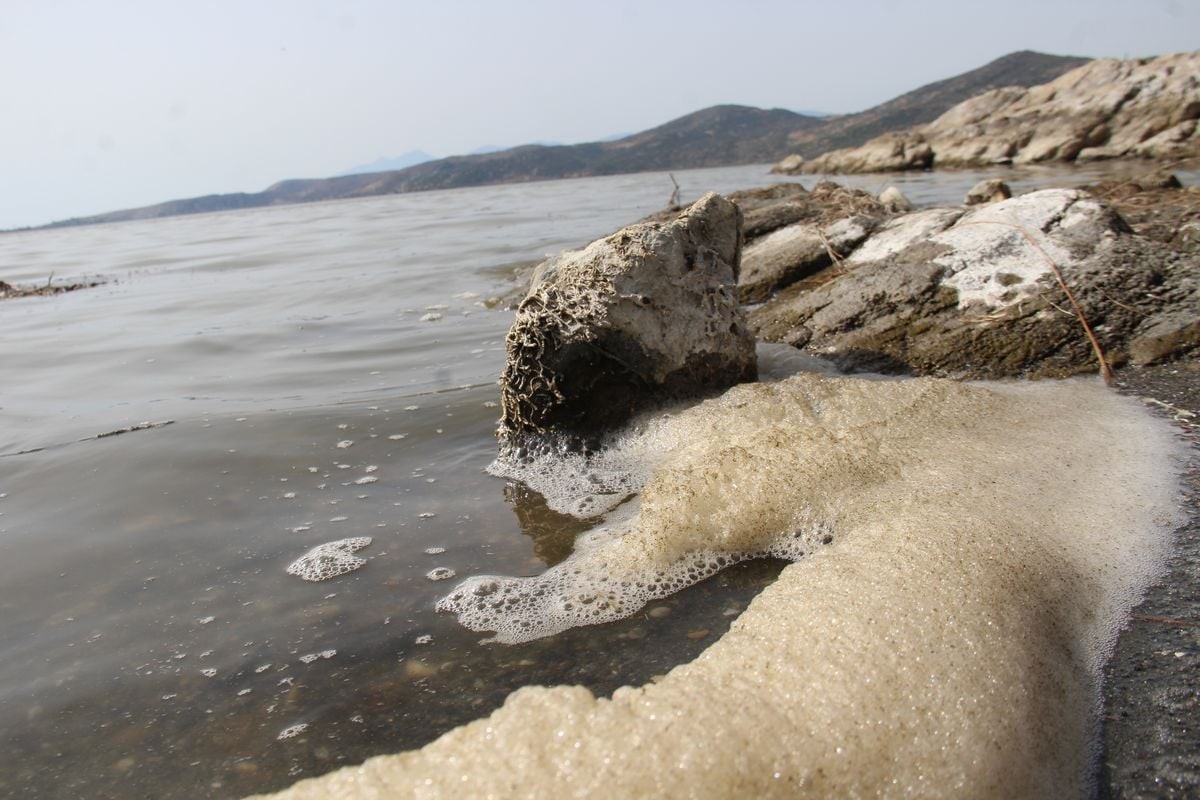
[
  {"left": 444, "top": 377, "right": 965, "bottom": 643},
  {"left": 258, "top": 374, "right": 1185, "bottom": 799}
]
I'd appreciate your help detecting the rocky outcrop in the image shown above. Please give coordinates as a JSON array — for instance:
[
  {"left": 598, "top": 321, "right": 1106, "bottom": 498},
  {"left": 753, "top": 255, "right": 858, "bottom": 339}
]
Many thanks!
[
  {"left": 736, "top": 182, "right": 889, "bottom": 304},
  {"left": 750, "top": 186, "right": 1200, "bottom": 378},
  {"left": 779, "top": 52, "right": 1200, "bottom": 174},
  {"left": 498, "top": 193, "right": 756, "bottom": 446}
]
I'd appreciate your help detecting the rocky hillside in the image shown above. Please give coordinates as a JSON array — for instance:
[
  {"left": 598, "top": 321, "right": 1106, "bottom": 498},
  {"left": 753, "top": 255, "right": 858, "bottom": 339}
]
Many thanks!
[
  {"left": 781, "top": 50, "right": 1090, "bottom": 160},
  {"left": 783, "top": 51, "right": 1200, "bottom": 174}
]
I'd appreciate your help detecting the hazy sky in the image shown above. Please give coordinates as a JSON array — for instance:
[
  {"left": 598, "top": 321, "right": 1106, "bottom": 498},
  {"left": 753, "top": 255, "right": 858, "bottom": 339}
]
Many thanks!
[{"left": 2, "top": 0, "right": 1196, "bottom": 229}]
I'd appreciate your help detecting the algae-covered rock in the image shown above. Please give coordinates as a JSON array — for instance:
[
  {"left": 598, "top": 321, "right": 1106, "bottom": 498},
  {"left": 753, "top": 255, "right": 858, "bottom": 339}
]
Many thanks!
[{"left": 499, "top": 192, "right": 755, "bottom": 446}]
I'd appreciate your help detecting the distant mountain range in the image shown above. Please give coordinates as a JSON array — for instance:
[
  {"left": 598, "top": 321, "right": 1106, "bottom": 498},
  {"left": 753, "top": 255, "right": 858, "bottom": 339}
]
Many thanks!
[
  {"left": 39, "top": 50, "right": 1089, "bottom": 229},
  {"left": 339, "top": 150, "right": 435, "bottom": 175}
]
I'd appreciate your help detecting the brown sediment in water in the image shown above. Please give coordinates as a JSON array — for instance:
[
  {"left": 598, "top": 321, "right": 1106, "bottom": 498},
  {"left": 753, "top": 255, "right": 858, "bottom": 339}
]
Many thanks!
[
  {"left": 253, "top": 374, "right": 1185, "bottom": 799},
  {"left": 0, "top": 278, "right": 105, "bottom": 299}
]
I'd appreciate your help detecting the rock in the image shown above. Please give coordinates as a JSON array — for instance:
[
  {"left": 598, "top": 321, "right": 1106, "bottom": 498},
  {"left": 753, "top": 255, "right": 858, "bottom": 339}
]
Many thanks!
[
  {"left": 769, "top": 154, "right": 805, "bottom": 175},
  {"left": 499, "top": 192, "right": 755, "bottom": 445},
  {"left": 801, "top": 132, "right": 934, "bottom": 174},
  {"left": 739, "top": 215, "right": 876, "bottom": 305},
  {"left": 964, "top": 179, "right": 1012, "bottom": 205},
  {"left": 878, "top": 186, "right": 913, "bottom": 213},
  {"left": 751, "top": 188, "right": 1199, "bottom": 378},
  {"left": 737, "top": 182, "right": 889, "bottom": 304},
  {"left": 725, "top": 183, "right": 808, "bottom": 211},
  {"left": 1130, "top": 311, "right": 1200, "bottom": 366},
  {"left": 793, "top": 52, "right": 1200, "bottom": 173},
  {"left": 726, "top": 183, "right": 810, "bottom": 239},
  {"left": 1081, "top": 179, "right": 1199, "bottom": 252}
]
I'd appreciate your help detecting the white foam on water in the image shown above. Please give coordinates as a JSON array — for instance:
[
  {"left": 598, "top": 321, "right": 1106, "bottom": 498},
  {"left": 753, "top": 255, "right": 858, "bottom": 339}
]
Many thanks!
[
  {"left": 258, "top": 374, "right": 1186, "bottom": 799},
  {"left": 285, "top": 537, "right": 372, "bottom": 582}
]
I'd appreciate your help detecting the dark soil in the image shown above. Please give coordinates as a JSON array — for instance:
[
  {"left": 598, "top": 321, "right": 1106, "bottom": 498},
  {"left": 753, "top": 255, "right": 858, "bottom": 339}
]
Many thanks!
[{"left": 1102, "top": 359, "right": 1200, "bottom": 798}]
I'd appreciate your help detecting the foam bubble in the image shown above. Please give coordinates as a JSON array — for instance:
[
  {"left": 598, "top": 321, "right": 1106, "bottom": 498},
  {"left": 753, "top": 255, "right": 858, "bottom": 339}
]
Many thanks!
[
  {"left": 277, "top": 723, "right": 308, "bottom": 741},
  {"left": 286, "top": 537, "right": 372, "bottom": 582},
  {"left": 265, "top": 374, "right": 1186, "bottom": 798}
]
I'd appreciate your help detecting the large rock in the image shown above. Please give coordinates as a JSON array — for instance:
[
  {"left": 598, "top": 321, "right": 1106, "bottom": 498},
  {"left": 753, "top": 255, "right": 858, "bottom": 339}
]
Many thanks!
[
  {"left": 499, "top": 192, "right": 756, "bottom": 445},
  {"left": 737, "top": 182, "right": 888, "bottom": 304},
  {"left": 751, "top": 188, "right": 1200, "bottom": 378},
  {"left": 725, "top": 183, "right": 810, "bottom": 238},
  {"left": 790, "top": 52, "right": 1200, "bottom": 174}
]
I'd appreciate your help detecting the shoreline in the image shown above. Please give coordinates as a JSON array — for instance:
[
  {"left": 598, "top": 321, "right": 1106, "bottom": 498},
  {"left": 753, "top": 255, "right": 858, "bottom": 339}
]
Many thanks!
[{"left": 1102, "top": 361, "right": 1200, "bottom": 795}]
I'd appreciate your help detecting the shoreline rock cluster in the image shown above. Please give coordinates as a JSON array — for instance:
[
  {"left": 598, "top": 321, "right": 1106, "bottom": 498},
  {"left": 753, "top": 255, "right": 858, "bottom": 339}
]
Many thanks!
[
  {"left": 501, "top": 172, "right": 1197, "bottom": 420},
  {"left": 773, "top": 51, "right": 1200, "bottom": 175},
  {"left": 743, "top": 177, "right": 1200, "bottom": 378}
]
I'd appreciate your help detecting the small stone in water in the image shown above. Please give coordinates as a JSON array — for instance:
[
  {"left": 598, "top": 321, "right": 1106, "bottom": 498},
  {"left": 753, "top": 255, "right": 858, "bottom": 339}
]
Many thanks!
[
  {"left": 414, "top": 635, "right": 432, "bottom": 645},
  {"left": 426, "top": 567, "right": 456, "bottom": 581},
  {"left": 336, "top": 440, "right": 354, "bottom": 449},
  {"left": 423, "top": 547, "right": 446, "bottom": 555},
  {"left": 197, "top": 616, "right": 215, "bottom": 625},
  {"left": 354, "top": 476, "right": 378, "bottom": 485},
  {"left": 388, "top": 434, "right": 407, "bottom": 440},
  {"left": 201, "top": 668, "right": 217, "bottom": 677},
  {"left": 418, "top": 512, "right": 436, "bottom": 519}
]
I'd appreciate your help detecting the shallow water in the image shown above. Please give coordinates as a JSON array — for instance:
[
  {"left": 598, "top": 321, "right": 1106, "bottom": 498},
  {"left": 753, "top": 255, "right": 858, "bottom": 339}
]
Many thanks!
[{"left": 0, "top": 160, "right": 1190, "bottom": 798}]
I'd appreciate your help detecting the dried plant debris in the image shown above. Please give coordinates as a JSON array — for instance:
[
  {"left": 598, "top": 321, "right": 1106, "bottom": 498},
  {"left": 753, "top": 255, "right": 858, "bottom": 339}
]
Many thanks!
[{"left": 0, "top": 277, "right": 106, "bottom": 299}]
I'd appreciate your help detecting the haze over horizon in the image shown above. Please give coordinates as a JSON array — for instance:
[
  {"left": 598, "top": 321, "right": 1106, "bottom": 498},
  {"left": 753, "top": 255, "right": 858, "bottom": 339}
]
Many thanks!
[{"left": 3, "top": 0, "right": 1197, "bottom": 230}]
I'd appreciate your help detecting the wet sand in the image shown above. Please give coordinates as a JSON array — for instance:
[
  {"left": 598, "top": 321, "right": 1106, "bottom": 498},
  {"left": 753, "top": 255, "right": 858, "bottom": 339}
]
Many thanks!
[{"left": 1103, "top": 360, "right": 1200, "bottom": 796}]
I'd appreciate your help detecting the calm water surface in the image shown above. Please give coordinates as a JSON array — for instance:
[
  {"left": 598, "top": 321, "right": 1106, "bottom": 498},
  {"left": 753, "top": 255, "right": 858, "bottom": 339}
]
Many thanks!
[{"left": 0, "top": 161, "right": 1184, "bottom": 798}]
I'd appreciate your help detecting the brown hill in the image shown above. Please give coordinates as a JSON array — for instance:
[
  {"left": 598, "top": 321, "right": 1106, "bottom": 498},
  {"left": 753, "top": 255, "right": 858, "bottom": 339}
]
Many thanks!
[{"left": 37, "top": 51, "right": 1090, "bottom": 229}]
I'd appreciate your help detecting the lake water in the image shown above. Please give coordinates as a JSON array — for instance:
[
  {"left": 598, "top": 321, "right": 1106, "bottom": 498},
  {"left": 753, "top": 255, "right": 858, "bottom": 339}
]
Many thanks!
[{"left": 0, "top": 161, "right": 1184, "bottom": 798}]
